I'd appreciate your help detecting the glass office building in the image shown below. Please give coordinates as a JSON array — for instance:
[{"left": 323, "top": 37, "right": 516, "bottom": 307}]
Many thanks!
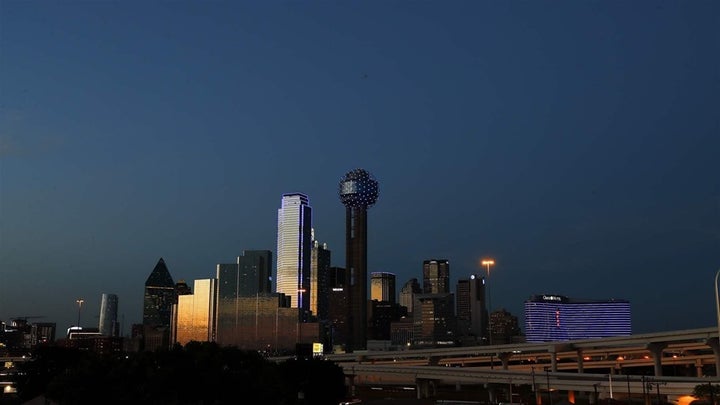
[
  {"left": 413, "top": 293, "right": 456, "bottom": 347},
  {"left": 423, "top": 259, "right": 450, "bottom": 294},
  {"left": 399, "top": 278, "right": 421, "bottom": 314},
  {"left": 524, "top": 294, "right": 631, "bottom": 342},
  {"left": 99, "top": 293, "right": 119, "bottom": 337},
  {"left": 370, "top": 272, "right": 396, "bottom": 304},
  {"left": 174, "top": 279, "right": 217, "bottom": 346},
  {"left": 143, "top": 258, "right": 177, "bottom": 350},
  {"left": 276, "top": 193, "right": 312, "bottom": 313},
  {"left": 216, "top": 251, "right": 273, "bottom": 345},
  {"left": 455, "top": 274, "right": 487, "bottom": 343},
  {"left": 310, "top": 238, "right": 331, "bottom": 320}
]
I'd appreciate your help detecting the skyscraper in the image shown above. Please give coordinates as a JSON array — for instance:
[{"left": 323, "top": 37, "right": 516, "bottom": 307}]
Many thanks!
[
  {"left": 423, "top": 259, "right": 450, "bottom": 294},
  {"left": 456, "top": 275, "right": 487, "bottom": 345},
  {"left": 216, "top": 250, "right": 273, "bottom": 344},
  {"left": 327, "top": 266, "right": 348, "bottom": 350},
  {"left": 99, "top": 293, "right": 119, "bottom": 337},
  {"left": 143, "top": 258, "right": 177, "bottom": 350},
  {"left": 310, "top": 234, "right": 331, "bottom": 320},
  {"left": 276, "top": 193, "right": 312, "bottom": 317},
  {"left": 413, "top": 293, "right": 455, "bottom": 347},
  {"left": 173, "top": 278, "right": 217, "bottom": 346},
  {"left": 338, "top": 168, "right": 379, "bottom": 352},
  {"left": 399, "top": 278, "right": 421, "bottom": 314},
  {"left": 370, "top": 272, "right": 396, "bottom": 304}
]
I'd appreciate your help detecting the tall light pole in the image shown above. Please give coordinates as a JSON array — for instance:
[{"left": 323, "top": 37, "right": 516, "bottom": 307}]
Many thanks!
[
  {"left": 715, "top": 269, "right": 720, "bottom": 349},
  {"left": 76, "top": 298, "right": 84, "bottom": 328},
  {"left": 482, "top": 259, "right": 495, "bottom": 345}
]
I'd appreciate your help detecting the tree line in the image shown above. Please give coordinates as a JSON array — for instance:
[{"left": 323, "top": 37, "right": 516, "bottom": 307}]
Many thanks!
[{"left": 14, "top": 341, "right": 348, "bottom": 405}]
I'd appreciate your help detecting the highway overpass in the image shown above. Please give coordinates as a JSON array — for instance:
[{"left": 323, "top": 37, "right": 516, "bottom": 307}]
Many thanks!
[{"left": 324, "top": 327, "right": 720, "bottom": 403}]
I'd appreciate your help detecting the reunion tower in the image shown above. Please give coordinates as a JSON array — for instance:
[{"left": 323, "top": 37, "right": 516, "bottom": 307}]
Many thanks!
[{"left": 339, "top": 168, "right": 379, "bottom": 351}]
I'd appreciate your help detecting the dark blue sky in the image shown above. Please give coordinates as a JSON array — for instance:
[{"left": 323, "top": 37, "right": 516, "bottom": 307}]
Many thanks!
[{"left": 1, "top": 1, "right": 718, "bottom": 335}]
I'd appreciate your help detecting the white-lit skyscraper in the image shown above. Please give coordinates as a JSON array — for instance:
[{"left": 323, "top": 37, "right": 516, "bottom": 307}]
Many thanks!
[
  {"left": 276, "top": 193, "right": 312, "bottom": 317},
  {"left": 99, "top": 293, "right": 119, "bottom": 337}
]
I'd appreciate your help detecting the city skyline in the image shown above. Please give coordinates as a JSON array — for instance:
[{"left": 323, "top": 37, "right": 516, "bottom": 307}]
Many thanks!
[{"left": 1, "top": 1, "right": 718, "bottom": 336}]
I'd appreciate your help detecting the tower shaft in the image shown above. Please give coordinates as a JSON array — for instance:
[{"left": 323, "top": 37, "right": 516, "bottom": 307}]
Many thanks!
[{"left": 345, "top": 205, "right": 368, "bottom": 351}]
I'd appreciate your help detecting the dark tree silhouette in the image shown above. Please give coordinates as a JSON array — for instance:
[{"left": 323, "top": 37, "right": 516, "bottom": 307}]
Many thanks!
[{"left": 15, "top": 342, "right": 346, "bottom": 405}]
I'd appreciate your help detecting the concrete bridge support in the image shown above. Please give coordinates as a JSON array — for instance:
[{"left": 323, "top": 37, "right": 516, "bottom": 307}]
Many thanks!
[
  {"left": 695, "top": 358, "right": 704, "bottom": 377},
  {"left": 705, "top": 337, "right": 720, "bottom": 376},
  {"left": 346, "top": 374, "right": 356, "bottom": 398},
  {"left": 416, "top": 378, "right": 437, "bottom": 399},
  {"left": 499, "top": 352, "right": 513, "bottom": 370},
  {"left": 646, "top": 342, "right": 667, "bottom": 377},
  {"left": 577, "top": 349, "right": 585, "bottom": 373}
]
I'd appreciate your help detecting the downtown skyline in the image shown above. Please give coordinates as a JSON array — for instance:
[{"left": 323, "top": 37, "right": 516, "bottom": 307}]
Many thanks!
[{"left": 1, "top": 1, "right": 718, "bottom": 336}]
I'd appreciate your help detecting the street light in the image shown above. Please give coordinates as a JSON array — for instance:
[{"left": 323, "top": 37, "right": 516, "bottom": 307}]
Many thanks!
[
  {"left": 76, "top": 298, "right": 84, "bottom": 328},
  {"left": 482, "top": 259, "right": 495, "bottom": 345},
  {"left": 544, "top": 366, "right": 553, "bottom": 405}
]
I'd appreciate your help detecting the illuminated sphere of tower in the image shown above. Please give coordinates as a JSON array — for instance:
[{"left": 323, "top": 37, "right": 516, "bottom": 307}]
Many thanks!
[{"left": 338, "top": 168, "right": 379, "bottom": 208}]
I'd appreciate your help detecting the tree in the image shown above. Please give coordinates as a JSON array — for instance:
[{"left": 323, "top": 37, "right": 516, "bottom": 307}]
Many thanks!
[{"left": 693, "top": 383, "right": 720, "bottom": 404}]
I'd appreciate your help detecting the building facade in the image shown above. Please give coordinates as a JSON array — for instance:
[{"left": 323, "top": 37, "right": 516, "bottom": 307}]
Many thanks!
[
  {"left": 423, "top": 259, "right": 450, "bottom": 294},
  {"left": 399, "top": 278, "right": 421, "bottom": 314},
  {"left": 216, "top": 251, "right": 273, "bottom": 344},
  {"left": 173, "top": 278, "right": 217, "bottom": 346},
  {"left": 456, "top": 274, "right": 487, "bottom": 345},
  {"left": 370, "top": 272, "right": 396, "bottom": 304},
  {"left": 276, "top": 193, "right": 312, "bottom": 317},
  {"left": 143, "top": 258, "right": 178, "bottom": 350},
  {"left": 489, "top": 308, "right": 522, "bottom": 344},
  {"left": 310, "top": 236, "right": 331, "bottom": 320},
  {"left": 524, "top": 294, "right": 631, "bottom": 342},
  {"left": 413, "top": 293, "right": 456, "bottom": 347},
  {"left": 99, "top": 293, "right": 119, "bottom": 337},
  {"left": 326, "top": 266, "right": 348, "bottom": 352}
]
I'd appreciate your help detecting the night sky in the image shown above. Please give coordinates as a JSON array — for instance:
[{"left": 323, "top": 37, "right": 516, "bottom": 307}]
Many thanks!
[{"left": 1, "top": 1, "right": 718, "bottom": 335}]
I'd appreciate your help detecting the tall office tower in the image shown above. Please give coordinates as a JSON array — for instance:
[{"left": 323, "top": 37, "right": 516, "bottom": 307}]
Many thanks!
[
  {"left": 173, "top": 278, "right": 217, "bottom": 346},
  {"left": 310, "top": 234, "right": 331, "bottom": 320},
  {"left": 327, "top": 266, "right": 348, "bottom": 350},
  {"left": 216, "top": 250, "right": 273, "bottom": 344},
  {"left": 399, "top": 278, "right": 422, "bottom": 314},
  {"left": 143, "top": 258, "right": 177, "bottom": 350},
  {"left": 276, "top": 193, "right": 312, "bottom": 318},
  {"left": 370, "top": 272, "right": 396, "bottom": 304},
  {"left": 99, "top": 293, "right": 119, "bottom": 337},
  {"left": 455, "top": 275, "right": 487, "bottom": 345},
  {"left": 524, "top": 294, "right": 631, "bottom": 342},
  {"left": 423, "top": 259, "right": 450, "bottom": 293},
  {"left": 338, "top": 168, "right": 379, "bottom": 352},
  {"left": 413, "top": 293, "right": 456, "bottom": 347},
  {"left": 237, "top": 250, "right": 272, "bottom": 296}
]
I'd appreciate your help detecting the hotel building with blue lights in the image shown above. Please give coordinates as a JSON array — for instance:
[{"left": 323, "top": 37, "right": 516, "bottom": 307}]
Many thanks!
[{"left": 524, "top": 294, "right": 631, "bottom": 342}]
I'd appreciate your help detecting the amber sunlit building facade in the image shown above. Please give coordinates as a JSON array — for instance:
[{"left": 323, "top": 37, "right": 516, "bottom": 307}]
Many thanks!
[
  {"left": 370, "top": 271, "right": 396, "bottom": 304},
  {"left": 173, "top": 279, "right": 217, "bottom": 346},
  {"left": 215, "top": 295, "right": 319, "bottom": 351}
]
